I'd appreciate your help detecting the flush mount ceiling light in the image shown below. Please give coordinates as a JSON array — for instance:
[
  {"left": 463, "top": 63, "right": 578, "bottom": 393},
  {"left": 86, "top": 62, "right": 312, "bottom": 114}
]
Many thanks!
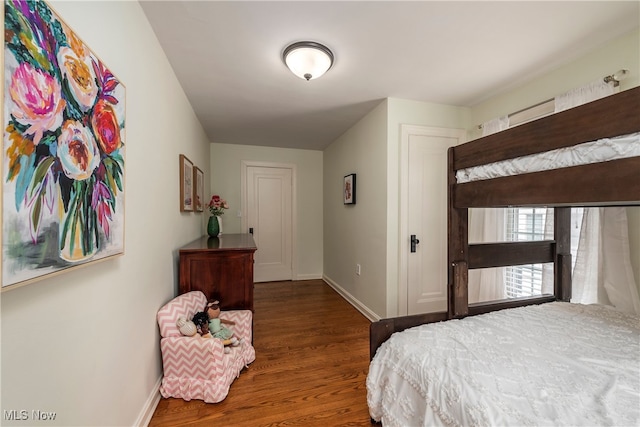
[{"left": 283, "top": 41, "right": 334, "bottom": 81}]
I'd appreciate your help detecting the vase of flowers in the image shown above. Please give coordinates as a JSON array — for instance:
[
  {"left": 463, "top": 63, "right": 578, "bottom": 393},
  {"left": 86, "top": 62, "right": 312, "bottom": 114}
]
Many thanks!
[
  {"left": 207, "top": 195, "right": 228, "bottom": 237},
  {"left": 207, "top": 216, "right": 220, "bottom": 238}
]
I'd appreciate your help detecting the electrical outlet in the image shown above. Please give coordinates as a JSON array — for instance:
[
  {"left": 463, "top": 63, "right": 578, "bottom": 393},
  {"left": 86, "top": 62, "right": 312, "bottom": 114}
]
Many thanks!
[{"left": 356, "top": 264, "right": 361, "bottom": 276}]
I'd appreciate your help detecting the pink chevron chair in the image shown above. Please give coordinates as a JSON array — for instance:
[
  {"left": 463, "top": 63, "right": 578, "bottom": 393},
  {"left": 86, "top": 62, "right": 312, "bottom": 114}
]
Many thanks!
[{"left": 157, "top": 290, "right": 255, "bottom": 403}]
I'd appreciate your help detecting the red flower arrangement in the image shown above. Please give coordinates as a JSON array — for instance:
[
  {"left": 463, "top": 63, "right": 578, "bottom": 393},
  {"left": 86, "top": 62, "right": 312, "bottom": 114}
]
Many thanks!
[{"left": 208, "top": 195, "right": 229, "bottom": 216}]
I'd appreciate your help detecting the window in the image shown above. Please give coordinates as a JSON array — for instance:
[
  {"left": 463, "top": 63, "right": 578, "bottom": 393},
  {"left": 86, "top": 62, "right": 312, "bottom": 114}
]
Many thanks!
[
  {"left": 505, "top": 207, "right": 547, "bottom": 298},
  {"left": 504, "top": 207, "right": 583, "bottom": 298}
]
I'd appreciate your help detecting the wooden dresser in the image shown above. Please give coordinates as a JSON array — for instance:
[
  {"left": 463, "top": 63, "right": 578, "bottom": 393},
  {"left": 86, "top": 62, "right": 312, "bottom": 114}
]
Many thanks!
[{"left": 178, "top": 234, "right": 257, "bottom": 311}]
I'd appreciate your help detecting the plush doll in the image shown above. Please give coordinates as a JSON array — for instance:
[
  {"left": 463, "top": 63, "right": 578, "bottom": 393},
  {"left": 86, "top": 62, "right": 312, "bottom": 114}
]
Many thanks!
[
  {"left": 192, "top": 311, "right": 212, "bottom": 338},
  {"left": 206, "top": 300, "right": 236, "bottom": 328},
  {"left": 191, "top": 304, "right": 241, "bottom": 352},
  {"left": 206, "top": 301, "right": 241, "bottom": 351},
  {"left": 176, "top": 316, "right": 197, "bottom": 337}
]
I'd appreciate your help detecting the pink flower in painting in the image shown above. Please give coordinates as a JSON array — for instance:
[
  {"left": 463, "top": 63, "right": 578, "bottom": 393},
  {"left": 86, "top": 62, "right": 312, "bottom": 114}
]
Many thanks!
[
  {"left": 91, "top": 99, "right": 122, "bottom": 154},
  {"left": 91, "top": 181, "right": 113, "bottom": 238},
  {"left": 57, "top": 120, "right": 100, "bottom": 181},
  {"left": 9, "top": 62, "right": 66, "bottom": 145},
  {"left": 57, "top": 46, "right": 98, "bottom": 111}
]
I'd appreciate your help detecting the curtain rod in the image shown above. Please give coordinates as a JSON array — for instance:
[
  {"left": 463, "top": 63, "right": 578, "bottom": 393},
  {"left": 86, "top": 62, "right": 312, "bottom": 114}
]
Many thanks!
[{"left": 477, "top": 69, "right": 629, "bottom": 129}]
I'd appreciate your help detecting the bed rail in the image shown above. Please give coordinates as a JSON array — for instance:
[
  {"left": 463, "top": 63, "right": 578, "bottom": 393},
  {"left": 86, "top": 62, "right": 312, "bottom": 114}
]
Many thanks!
[
  {"left": 468, "top": 241, "right": 554, "bottom": 268},
  {"left": 370, "top": 311, "right": 447, "bottom": 360},
  {"left": 455, "top": 157, "right": 640, "bottom": 208},
  {"left": 452, "top": 87, "right": 640, "bottom": 170},
  {"left": 468, "top": 295, "right": 556, "bottom": 316}
]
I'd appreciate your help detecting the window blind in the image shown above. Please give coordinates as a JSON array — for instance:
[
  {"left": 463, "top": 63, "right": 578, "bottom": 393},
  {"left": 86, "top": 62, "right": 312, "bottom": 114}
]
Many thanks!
[{"left": 505, "top": 207, "right": 547, "bottom": 298}]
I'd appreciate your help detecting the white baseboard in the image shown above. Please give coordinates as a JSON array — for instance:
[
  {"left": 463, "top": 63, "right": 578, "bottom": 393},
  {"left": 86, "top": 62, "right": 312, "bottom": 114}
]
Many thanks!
[
  {"left": 322, "top": 275, "right": 381, "bottom": 322},
  {"left": 295, "top": 273, "right": 323, "bottom": 281},
  {"left": 134, "top": 376, "right": 162, "bottom": 427}
]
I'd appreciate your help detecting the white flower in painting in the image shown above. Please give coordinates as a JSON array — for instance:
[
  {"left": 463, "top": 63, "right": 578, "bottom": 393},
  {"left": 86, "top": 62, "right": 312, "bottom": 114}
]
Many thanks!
[
  {"left": 57, "top": 46, "right": 98, "bottom": 111},
  {"left": 57, "top": 120, "right": 100, "bottom": 181}
]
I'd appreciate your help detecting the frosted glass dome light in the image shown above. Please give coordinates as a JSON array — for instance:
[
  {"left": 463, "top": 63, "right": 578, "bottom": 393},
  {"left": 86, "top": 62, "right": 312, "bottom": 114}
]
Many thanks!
[{"left": 283, "top": 41, "right": 334, "bottom": 81}]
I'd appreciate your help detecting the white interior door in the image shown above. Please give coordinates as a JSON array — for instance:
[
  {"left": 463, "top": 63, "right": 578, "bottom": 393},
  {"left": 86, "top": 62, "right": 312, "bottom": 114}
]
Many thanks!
[
  {"left": 245, "top": 164, "right": 293, "bottom": 282},
  {"left": 400, "top": 125, "right": 466, "bottom": 315}
]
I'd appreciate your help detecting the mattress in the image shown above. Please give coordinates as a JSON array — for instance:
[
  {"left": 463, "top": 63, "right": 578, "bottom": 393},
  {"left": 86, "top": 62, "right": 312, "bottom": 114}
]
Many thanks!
[
  {"left": 456, "top": 132, "right": 640, "bottom": 183},
  {"left": 366, "top": 302, "right": 640, "bottom": 427}
]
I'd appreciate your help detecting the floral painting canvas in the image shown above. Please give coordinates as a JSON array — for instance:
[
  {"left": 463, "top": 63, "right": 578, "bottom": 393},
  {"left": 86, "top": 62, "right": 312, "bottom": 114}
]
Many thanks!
[{"left": 2, "top": 0, "right": 125, "bottom": 289}]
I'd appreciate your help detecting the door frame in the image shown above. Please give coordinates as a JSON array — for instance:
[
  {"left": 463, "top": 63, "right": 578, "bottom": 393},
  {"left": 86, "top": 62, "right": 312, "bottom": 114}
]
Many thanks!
[
  {"left": 241, "top": 160, "right": 297, "bottom": 280},
  {"left": 398, "top": 125, "right": 466, "bottom": 316}
]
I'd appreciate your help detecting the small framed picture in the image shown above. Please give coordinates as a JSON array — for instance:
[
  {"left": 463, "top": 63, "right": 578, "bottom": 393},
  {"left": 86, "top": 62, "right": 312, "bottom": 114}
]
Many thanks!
[
  {"left": 180, "top": 155, "right": 194, "bottom": 212},
  {"left": 344, "top": 173, "right": 356, "bottom": 205},
  {"left": 193, "top": 166, "right": 204, "bottom": 212}
]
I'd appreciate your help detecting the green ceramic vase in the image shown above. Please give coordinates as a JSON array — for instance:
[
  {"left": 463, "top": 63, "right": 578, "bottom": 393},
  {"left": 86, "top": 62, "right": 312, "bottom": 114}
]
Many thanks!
[{"left": 207, "top": 216, "right": 220, "bottom": 237}]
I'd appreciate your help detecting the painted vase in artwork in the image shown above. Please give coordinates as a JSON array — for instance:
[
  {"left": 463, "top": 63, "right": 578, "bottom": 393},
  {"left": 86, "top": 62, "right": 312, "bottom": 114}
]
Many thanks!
[{"left": 58, "top": 196, "right": 98, "bottom": 263}]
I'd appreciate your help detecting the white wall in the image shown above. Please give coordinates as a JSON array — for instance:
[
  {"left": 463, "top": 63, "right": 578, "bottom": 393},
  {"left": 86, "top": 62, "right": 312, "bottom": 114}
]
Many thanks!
[
  {"left": 470, "top": 29, "right": 640, "bottom": 138},
  {"left": 1, "top": 2, "right": 210, "bottom": 426},
  {"left": 323, "top": 100, "right": 389, "bottom": 318},
  {"left": 210, "top": 143, "right": 323, "bottom": 280},
  {"left": 470, "top": 28, "right": 640, "bottom": 290},
  {"left": 323, "top": 99, "right": 469, "bottom": 319}
]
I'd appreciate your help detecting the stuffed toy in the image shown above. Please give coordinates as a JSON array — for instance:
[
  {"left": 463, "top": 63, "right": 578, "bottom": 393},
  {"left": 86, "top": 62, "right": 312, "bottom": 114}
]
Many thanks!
[
  {"left": 192, "top": 311, "right": 212, "bottom": 338},
  {"left": 176, "top": 316, "right": 197, "bottom": 337},
  {"left": 190, "top": 302, "right": 241, "bottom": 353},
  {"left": 206, "top": 301, "right": 241, "bottom": 351},
  {"left": 206, "top": 300, "right": 236, "bottom": 328}
]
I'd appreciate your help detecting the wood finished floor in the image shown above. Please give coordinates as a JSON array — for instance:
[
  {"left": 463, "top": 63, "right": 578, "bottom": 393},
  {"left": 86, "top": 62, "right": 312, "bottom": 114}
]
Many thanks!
[{"left": 149, "top": 280, "right": 373, "bottom": 426}]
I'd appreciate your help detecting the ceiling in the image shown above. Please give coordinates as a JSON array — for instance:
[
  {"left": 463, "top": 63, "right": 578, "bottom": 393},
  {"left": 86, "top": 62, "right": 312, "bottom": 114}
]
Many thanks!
[{"left": 140, "top": 1, "right": 639, "bottom": 151}]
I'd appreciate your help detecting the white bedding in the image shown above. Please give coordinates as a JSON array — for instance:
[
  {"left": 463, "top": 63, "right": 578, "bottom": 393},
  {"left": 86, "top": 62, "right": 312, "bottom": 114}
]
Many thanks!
[
  {"left": 456, "top": 132, "right": 640, "bottom": 183},
  {"left": 366, "top": 302, "right": 640, "bottom": 427}
]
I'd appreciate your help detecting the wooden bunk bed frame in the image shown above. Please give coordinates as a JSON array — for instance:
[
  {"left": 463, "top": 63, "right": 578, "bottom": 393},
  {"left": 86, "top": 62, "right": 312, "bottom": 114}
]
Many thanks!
[{"left": 370, "top": 86, "right": 640, "bottom": 359}]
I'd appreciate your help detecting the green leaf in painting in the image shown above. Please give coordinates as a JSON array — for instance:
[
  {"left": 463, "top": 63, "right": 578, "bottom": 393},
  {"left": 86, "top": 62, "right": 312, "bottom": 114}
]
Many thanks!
[
  {"left": 14, "top": 154, "right": 36, "bottom": 212},
  {"left": 28, "top": 156, "right": 55, "bottom": 199},
  {"left": 30, "top": 195, "right": 42, "bottom": 241}
]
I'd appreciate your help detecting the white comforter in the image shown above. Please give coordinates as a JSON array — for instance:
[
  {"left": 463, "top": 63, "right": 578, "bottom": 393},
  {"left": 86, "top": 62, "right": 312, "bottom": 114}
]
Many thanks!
[
  {"left": 367, "top": 302, "right": 640, "bottom": 427},
  {"left": 455, "top": 131, "right": 640, "bottom": 184}
]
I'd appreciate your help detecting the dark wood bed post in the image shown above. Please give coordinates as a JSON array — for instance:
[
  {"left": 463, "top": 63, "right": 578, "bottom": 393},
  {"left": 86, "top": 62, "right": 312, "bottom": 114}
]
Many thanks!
[
  {"left": 448, "top": 148, "right": 469, "bottom": 318},
  {"left": 554, "top": 207, "right": 572, "bottom": 301}
]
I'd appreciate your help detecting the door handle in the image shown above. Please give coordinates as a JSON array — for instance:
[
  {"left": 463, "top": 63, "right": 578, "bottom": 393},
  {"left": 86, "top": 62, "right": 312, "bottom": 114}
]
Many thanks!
[{"left": 410, "top": 234, "right": 420, "bottom": 253}]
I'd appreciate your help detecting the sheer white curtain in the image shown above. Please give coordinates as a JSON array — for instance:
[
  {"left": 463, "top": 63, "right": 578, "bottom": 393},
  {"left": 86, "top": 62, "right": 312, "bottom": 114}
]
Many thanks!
[
  {"left": 468, "top": 116, "right": 509, "bottom": 303},
  {"left": 552, "top": 80, "right": 640, "bottom": 314}
]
